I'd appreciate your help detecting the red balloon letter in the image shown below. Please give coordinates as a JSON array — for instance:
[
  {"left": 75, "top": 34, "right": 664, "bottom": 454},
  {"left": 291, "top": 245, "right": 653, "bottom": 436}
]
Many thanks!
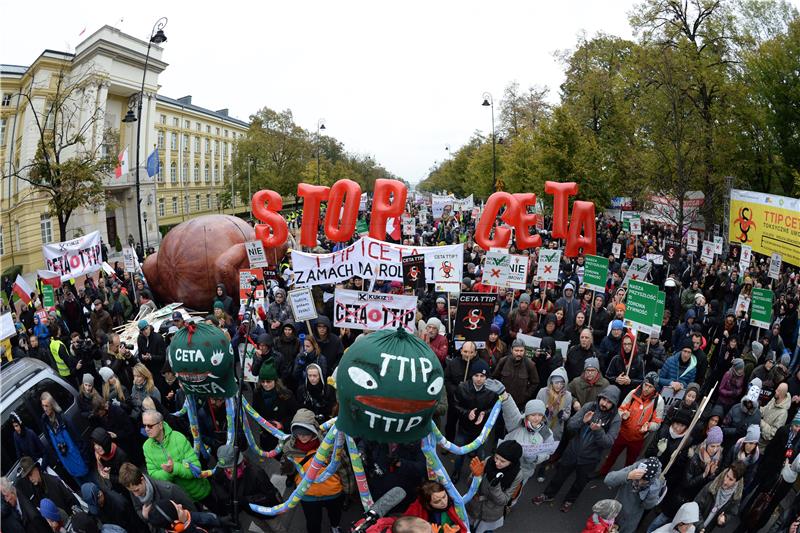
[
  {"left": 297, "top": 183, "right": 330, "bottom": 248},
  {"left": 324, "top": 179, "right": 362, "bottom": 242},
  {"left": 251, "top": 190, "right": 288, "bottom": 248},
  {"left": 369, "top": 179, "right": 407, "bottom": 240},
  {"left": 474, "top": 192, "right": 520, "bottom": 250},
  {"left": 544, "top": 181, "right": 578, "bottom": 239},
  {"left": 512, "top": 193, "right": 543, "bottom": 250},
  {"left": 565, "top": 200, "right": 597, "bottom": 257}
]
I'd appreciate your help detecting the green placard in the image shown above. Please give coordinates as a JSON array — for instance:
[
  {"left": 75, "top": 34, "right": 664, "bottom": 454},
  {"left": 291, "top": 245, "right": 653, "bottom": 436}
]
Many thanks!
[
  {"left": 749, "top": 288, "right": 773, "bottom": 329},
  {"left": 583, "top": 255, "right": 609, "bottom": 293},
  {"left": 622, "top": 219, "right": 630, "bottom": 232},
  {"left": 356, "top": 219, "right": 368, "bottom": 235},
  {"left": 651, "top": 291, "right": 665, "bottom": 334},
  {"left": 42, "top": 285, "right": 55, "bottom": 309},
  {"left": 624, "top": 280, "right": 659, "bottom": 333}
]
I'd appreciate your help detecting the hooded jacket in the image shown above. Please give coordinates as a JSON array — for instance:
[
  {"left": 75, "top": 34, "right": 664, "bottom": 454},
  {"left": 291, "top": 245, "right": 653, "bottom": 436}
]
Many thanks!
[
  {"left": 720, "top": 391, "right": 761, "bottom": 444},
  {"left": 604, "top": 462, "right": 666, "bottom": 533},
  {"left": 214, "top": 283, "right": 235, "bottom": 317},
  {"left": 493, "top": 352, "right": 540, "bottom": 408},
  {"left": 605, "top": 334, "right": 644, "bottom": 398},
  {"left": 295, "top": 363, "right": 336, "bottom": 420},
  {"left": 597, "top": 333, "right": 622, "bottom": 370},
  {"left": 658, "top": 352, "right": 697, "bottom": 388},
  {"left": 143, "top": 421, "right": 211, "bottom": 502},
  {"left": 535, "top": 366, "right": 573, "bottom": 440},
  {"left": 694, "top": 469, "right": 743, "bottom": 526},
  {"left": 568, "top": 370, "right": 610, "bottom": 409},
  {"left": 562, "top": 385, "right": 621, "bottom": 465},
  {"left": 313, "top": 316, "right": 345, "bottom": 369},
  {"left": 651, "top": 502, "right": 699, "bottom": 533},
  {"left": 499, "top": 397, "right": 554, "bottom": 477}
]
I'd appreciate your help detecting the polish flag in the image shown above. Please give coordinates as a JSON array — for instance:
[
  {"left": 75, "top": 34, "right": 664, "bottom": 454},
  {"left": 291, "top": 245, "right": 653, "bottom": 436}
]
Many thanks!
[
  {"left": 37, "top": 270, "right": 62, "bottom": 288},
  {"left": 12, "top": 275, "right": 34, "bottom": 305},
  {"left": 115, "top": 148, "right": 129, "bottom": 178},
  {"left": 386, "top": 217, "right": 401, "bottom": 241}
]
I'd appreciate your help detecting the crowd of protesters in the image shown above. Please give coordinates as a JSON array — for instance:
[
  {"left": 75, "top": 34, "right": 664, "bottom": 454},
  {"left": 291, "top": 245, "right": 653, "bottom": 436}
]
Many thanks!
[{"left": 1, "top": 203, "right": 799, "bottom": 533}]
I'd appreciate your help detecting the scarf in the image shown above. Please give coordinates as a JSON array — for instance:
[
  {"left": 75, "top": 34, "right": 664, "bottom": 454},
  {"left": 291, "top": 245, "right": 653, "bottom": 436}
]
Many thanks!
[
  {"left": 295, "top": 437, "right": 319, "bottom": 454},
  {"left": 483, "top": 457, "right": 520, "bottom": 491},
  {"left": 704, "top": 484, "right": 735, "bottom": 528},
  {"left": 136, "top": 476, "right": 155, "bottom": 505},
  {"left": 583, "top": 371, "right": 601, "bottom": 386},
  {"left": 259, "top": 388, "right": 278, "bottom": 413}
]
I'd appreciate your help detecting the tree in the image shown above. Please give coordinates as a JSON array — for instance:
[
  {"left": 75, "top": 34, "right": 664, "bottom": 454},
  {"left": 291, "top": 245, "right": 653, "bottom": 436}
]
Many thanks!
[{"left": 3, "top": 67, "right": 114, "bottom": 241}]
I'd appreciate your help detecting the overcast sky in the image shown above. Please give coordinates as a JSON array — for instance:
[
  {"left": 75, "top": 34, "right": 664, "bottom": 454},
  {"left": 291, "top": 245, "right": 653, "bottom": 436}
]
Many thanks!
[{"left": 2, "top": 1, "right": 681, "bottom": 184}]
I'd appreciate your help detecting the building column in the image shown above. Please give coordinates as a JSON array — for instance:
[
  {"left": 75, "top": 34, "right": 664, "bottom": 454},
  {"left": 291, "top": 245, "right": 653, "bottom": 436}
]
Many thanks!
[{"left": 92, "top": 81, "right": 109, "bottom": 151}]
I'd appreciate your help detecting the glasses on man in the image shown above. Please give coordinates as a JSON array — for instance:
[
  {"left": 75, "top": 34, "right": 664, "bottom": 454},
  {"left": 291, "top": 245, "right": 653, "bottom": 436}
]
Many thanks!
[{"left": 143, "top": 422, "right": 161, "bottom": 429}]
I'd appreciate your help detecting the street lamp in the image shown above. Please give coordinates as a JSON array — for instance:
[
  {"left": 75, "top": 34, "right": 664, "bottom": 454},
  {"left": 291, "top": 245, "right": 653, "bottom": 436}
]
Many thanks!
[
  {"left": 132, "top": 17, "right": 167, "bottom": 250},
  {"left": 316, "top": 118, "right": 326, "bottom": 185},
  {"left": 482, "top": 92, "right": 497, "bottom": 191},
  {"left": 142, "top": 211, "right": 149, "bottom": 249}
]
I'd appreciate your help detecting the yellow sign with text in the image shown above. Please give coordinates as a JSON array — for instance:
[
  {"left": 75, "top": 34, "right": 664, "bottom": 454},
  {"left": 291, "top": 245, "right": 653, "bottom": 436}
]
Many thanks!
[{"left": 729, "top": 189, "right": 800, "bottom": 267}]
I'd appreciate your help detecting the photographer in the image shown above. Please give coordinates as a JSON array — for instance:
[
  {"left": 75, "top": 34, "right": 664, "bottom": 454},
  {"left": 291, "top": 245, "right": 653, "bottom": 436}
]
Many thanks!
[
  {"left": 136, "top": 320, "right": 166, "bottom": 389},
  {"left": 103, "top": 334, "right": 136, "bottom": 390},
  {"left": 70, "top": 332, "right": 101, "bottom": 385}
]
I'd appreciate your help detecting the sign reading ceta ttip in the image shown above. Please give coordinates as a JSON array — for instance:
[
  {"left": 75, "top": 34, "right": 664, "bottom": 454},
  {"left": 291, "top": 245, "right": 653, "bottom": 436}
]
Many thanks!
[
  {"left": 42, "top": 230, "right": 102, "bottom": 281},
  {"left": 749, "top": 288, "right": 774, "bottom": 329},
  {"left": 333, "top": 289, "right": 417, "bottom": 332},
  {"left": 250, "top": 179, "right": 596, "bottom": 259},
  {"left": 729, "top": 188, "right": 800, "bottom": 267}
]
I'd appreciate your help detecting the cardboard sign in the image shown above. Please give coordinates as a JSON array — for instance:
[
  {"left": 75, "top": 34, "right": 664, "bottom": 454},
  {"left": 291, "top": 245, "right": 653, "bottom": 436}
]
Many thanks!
[
  {"left": 701, "top": 240, "right": 715, "bottom": 263},
  {"left": 536, "top": 249, "right": 561, "bottom": 282},
  {"left": 505, "top": 254, "right": 529, "bottom": 290},
  {"left": 646, "top": 253, "right": 664, "bottom": 266},
  {"left": 769, "top": 253, "right": 782, "bottom": 280},
  {"left": 288, "top": 287, "right": 317, "bottom": 322},
  {"left": 612, "top": 242, "right": 622, "bottom": 258},
  {"left": 122, "top": 247, "right": 137, "bottom": 273},
  {"left": 333, "top": 289, "right": 417, "bottom": 332},
  {"left": 749, "top": 288, "right": 773, "bottom": 329},
  {"left": 239, "top": 269, "right": 266, "bottom": 313},
  {"left": 453, "top": 293, "right": 498, "bottom": 348},
  {"left": 402, "top": 254, "right": 426, "bottom": 292},
  {"left": 583, "top": 255, "right": 609, "bottom": 293},
  {"left": 621, "top": 257, "right": 651, "bottom": 287},
  {"left": 740, "top": 244, "right": 752, "bottom": 268},
  {"left": 660, "top": 386, "right": 686, "bottom": 409},
  {"left": 713, "top": 236, "right": 724, "bottom": 255},
  {"left": 686, "top": 230, "right": 698, "bottom": 252},
  {"left": 630, "top": 216, "right": 642, "bottom": 235},
  {"left": 245, "top": 240, "right": 268, "bottom": 268},
  {"left": 624, "top": 280, "right": 659, "bottom": 334},
  {"left": 402, "top": 216, "right": 416, "bottom": 236},
  {"left": 734, "top": 295, "right": 751, "bottom": 319},
  {"left": 0, "top": 313, "right": 16, "bottom": 341},
  {"left": 432, "top": 195, "right": 454, "bottom": 219},
  {"left": 663, "top": 238, "right": 681, "bottom": 263}
]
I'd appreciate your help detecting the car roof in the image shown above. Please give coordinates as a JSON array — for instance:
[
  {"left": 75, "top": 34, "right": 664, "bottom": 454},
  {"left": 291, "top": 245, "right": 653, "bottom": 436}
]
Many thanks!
[{"left": 0, "top": 358, "right": 52, "bottom": 418}]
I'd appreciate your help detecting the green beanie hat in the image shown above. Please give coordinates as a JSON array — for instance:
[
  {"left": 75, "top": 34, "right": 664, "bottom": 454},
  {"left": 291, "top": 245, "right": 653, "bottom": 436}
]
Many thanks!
[
  {"left": 259, "top": 361, "right": 278, "bottom": 382},
  {"left": 213, "top": 301, "right": 224, "bottom": 310}
]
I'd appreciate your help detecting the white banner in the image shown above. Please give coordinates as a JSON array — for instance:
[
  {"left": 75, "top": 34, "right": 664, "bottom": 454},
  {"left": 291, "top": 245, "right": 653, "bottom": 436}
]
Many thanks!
[
  {"left": 536, "top": 250, "right": 561, "bottom": 282},
  {"left": 701, "top": 240, "right": 715, "bottom": 263},
  {"left": 42, "top": 231, "right": 102, "bottom": 281},
  {"left": 769, "top": 253, "right": 782, "bottom": 280},
  {"left": 333, "top": 289, "right": 417, "bottom": 332},
  {"left": 645, "top": 253, "right": 664, "bottom": 266},
  {"left": 453, "top": 194, "right": 474, "bottom": 212},
  {"left": 687, "top": 230, "right": 698, "bottom": 252},
  {"left": 122, "top": 247, "right": 138, "bottom": 273},
  {"left": 621, "top": 257, "right": 652, "bottom": 287},
  {"left": 291, "top": 237, "right": 463, "bottom": 287}
]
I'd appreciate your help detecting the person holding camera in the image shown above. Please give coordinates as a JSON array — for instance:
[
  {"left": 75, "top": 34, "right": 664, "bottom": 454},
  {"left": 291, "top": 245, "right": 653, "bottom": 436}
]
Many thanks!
[{"left": 136, "top": 320, "right": 167, "bottom": 389}]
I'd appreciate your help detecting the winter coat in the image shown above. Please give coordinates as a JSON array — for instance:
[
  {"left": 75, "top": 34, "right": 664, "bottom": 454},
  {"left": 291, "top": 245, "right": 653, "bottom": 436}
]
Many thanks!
[
  {"left": 454, "top": 380, "right": 499, "bottom": 439},
  {"left": 126, "top": 475, "right": 197, "bottom": 527},
  {"left": 13, "top": 425, "right": 47, "bottom": 466},
  {"left": 89, "top": 308, "right": 113, "bottom": 340},
  {"left": 426, "top": 333, "right": 449, "bottom": 364},
  {"left": 694, "top": 472, "right": 743, "bottom": 529},
  {"left": 658, "top": 353, "right": 697, "bottom": 388},
  {"left": 535, "top": 367, "right": 573, "bottom": 440},
  {"left": 606, "top": 348, "right": 644, "bottom": 399},
  {"left": 211, "top": 462, "right": 281, "bottom": 517},
  {"left": 16, "top": 468, "right": 79, "bottom": 513},
  {"left": 0, "top": 493, "right": 51, "bottom": 533},
  {"left": 716, "top": 370, "right": 745, "bottom": 408},
  {"left": 651, "top": 502, "right": 700, "bottom": 533},
  {"left": 597, "top": 334, "right": 622, "bottom": 369},
  {"left": 41, "top": 411, "right": 88, "bottom": 479},
  {"left": 591, "top": 306, "right": 612, "bottom": 345},
  {"left": 136, "top": 330, "right": 166, "bottom": 379},
  {"left": 617, "top": 387, "right": 664, "bottom": 442},
  {"left": 568, "top": 373, "right": 610, "bottom": 409},
  {"left": 466, "top": 463, "right": 523, "bottom": 524},
  {"left": 565, "top": 344, "right": 597, "bottom": 382},
  {"left": 403, "top": 498, "right": 467, "bottom": 533},
  {"left": 313, "top": 316, "right": 345, "bottom": 368},
  {"left": 562, "top": 386, "right": 621, "bottom": 466},
  {"left": 295, "top": 365, "right": 336, "bottom": 421},
  {"left": 493, "top": 354, "right": 539, "bottom": 408},
  {"left": 214, "top": 283, "right": 235, "bottom": 317},
  {"left": 720, "top": 399, "right": 760, "bottom": 445},
  {"left": 660, "top": 446, "right": 718, "bottom": 518},
  {"left": 759, "top": 393, "right": 791, "bottom": 450},
  {"left": 143, "top": 421, "right": 211, "bottom": 501},
  {"left": 499, "top": 396, "right": 554, "bottom": 478},
  {"left": 604, "top": 464, "right": 666, "bottom": 533}
]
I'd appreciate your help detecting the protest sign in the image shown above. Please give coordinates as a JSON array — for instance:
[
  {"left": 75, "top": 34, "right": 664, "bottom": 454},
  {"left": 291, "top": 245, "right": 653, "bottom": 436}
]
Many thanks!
[
  {"left": 713, "top": 236, "right": 724, "bottom": 255},
  {"left": 651, "top": 291, "right": 666, "bottom": 335},
  {"left": 288, "top": 287, "right": 317, "bottom": 322},
  {"left": 740, "top": 244, "right": 752, "bottom": 267},
  {"left": 686, "top": 230, "right": 698, "bottom": 252},
  {"left": 402, "top": 254, "right": 426, "bottom": 292},
  {"left": 483, "top": 250, "right": 510, "bottom": 286},
  {"left": 646, "top": 253, "right": 664, "bottom": 265},
  {"left": 660, "top": 386, "right": 686, "bottom": 409},
  {"left": 749, "top": 288, "right": 773, "bottom": 329},
  {"left": 517, "top": 332, "right": 542, "bottom": 359},
  {"left": 663, "top": 238, "right": 681, "bottom": 263},
  {"left": 621, "top": 257, "right": 651, "bottom": 287},
  {"left": 239, "top": 269, "right": 266, "bottom": 313},
  {"left": 402, "top": 216, "right": 416, "bottom": 236},
  {"left": 0, "top": 313, "right": 15, "bottom": 341},
  {"left": 612, "top": 242, "right": 622, "bottom": 257},
  {"left": 453, "top": 194, "right": 474, "bottom": 212},
  {"left": 418, "top": 211, "right": 427, "bottom": 225},
  {"left": 42, "top": 285, "right": 55, "bottom": 309},
  {"left": 453, "top": 293, "right": 498, "bottom": 348},
  {"left": 769, "top": 253, "right": 782, "bottom": 280},
  {"left": 245, "top": 240, "right": 268, "bottom": 268},
  {"left": 583, "top": 255, "right": 609, "bottom": 293},
  {"left": 630, "top": 216, "right": 642, "bottom": 235},
  {"left": 42, "top": 230, "right": 102, "bottom": 281},
  {"left": 432, "top": 195, "right": 454, "bottom": 219},
  {"left": 291, "top": 237, "right": 463, "bottom": 288},
  {"left": 505, "top": 254, "right": 529, "bottom": 290},
  {"left": 333, "top": 289, "right": 417, "bottom": 332},
  {"left": 536, "top": 249, "right": 561, "bottom": 282},
  {"left": 122, "top": 247, "right": 137, "bottom": 273},
  {"left": 701, "top": 241, "right": 715, "bottom": 263},
  {"left": 624, "top": 280, "right": 659, "bottom": 334},
  {"left": 356, "top": 219, "right": 369, "bottom": 235},
  {"left": 522, "top": 440, "right": 560, "bottom": 458},
  {"left": 359, "top": 192, "right": 368, "bottom": 212},
  {"left": 734, "top": 295, "right": 751, "bottom": 319}
]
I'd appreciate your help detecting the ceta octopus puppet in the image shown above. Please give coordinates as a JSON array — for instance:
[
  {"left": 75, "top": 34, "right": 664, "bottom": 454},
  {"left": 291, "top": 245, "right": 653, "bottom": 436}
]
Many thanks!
[{"left": 168, "top": 324, "right": 503, "bottom": 531}]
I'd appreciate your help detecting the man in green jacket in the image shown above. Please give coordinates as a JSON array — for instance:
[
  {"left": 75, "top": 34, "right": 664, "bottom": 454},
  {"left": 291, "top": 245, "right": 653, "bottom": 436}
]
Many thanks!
[{"left": 142, "top": 410, "right": 211, "bottom": 504}]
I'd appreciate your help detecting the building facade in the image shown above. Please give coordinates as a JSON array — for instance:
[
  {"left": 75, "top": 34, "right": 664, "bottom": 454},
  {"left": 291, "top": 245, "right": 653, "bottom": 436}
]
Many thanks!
[{"left": 0, "top": 26, "right": 248, "bottom": 274}]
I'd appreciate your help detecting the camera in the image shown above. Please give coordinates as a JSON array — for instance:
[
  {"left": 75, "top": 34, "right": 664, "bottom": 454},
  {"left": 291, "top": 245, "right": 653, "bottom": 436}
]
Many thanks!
[{"left": 121, "top": 342, "right": 134, "bottom": 351}]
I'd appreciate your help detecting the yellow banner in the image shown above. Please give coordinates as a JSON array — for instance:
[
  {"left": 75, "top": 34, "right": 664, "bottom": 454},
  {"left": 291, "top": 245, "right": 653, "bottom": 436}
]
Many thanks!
[{"left": 729, "top": 189, "right": 800, "bottom": 266}]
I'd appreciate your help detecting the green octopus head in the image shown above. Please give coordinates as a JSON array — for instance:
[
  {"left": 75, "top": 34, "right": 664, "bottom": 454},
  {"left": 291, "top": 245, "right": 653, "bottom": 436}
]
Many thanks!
[
  {"left": 168, "top": 322, "right": 236, "bottom": 398},
  {"left": 336, "top": 328, "right": 444, "bottom": 443}
]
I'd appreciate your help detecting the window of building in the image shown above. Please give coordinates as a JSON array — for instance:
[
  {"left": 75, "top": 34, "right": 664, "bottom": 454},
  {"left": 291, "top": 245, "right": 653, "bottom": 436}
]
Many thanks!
[
  {"left": 194, "top": 136, "right": 200, "bottom": 152},
  {"left": 183, "top": 134, "right": 189, "bottom": 151},
  {"left": 172, "top": 197, "right": 178, "bottom": 214},
  {"left": 40, "top": 214, "right": 52, "bottom": 244},
  {"left": 1, "top": 93, "right": 13, "bottom": 106},
  {"left": 194, "top": 163, "right": 200, "bottom": 183},
  {"left": 212, "top": 166, "right": 217, "bottom": 183},
  {"left": 206, "top": 125, "right": 211, "bottom": 133},
  {"left": 1, "top": 118, "right": 6, "bottom": 147},
  {"left": 224, "top": 129, "right": 228, "bottom": 137},
  {"left": 215, "top": 128, "right": 220, "bottom": 136},
  {"left": 170, "top": 133, "right": 177, "bottom": 150},
  {"left": 0, "top": 224, "right": 4, "bottom": 255},
  {"left": 157, "top": 131, "right": 164, "bottom": 150},
  {"left": 204, "top": 164, "right": 209, "bottom": 183},
  {"left": 184, "top": 120, "right": 190, "bottom": 128},
  {"left": 205, "top": 139, "right": 210, "bottom": 152},
  {"left": 160, "top": 114, "right": 167, "bottom": 124},
  {"left": 196, "top": 122, "right": 201, "bottom": 131},
  {"left": 158, "top": 198, "right": 165, "bottom": 217},
  {"left": 214, "top": 140, "right": 219, "bottom": 153},
  {"left": 172, "top": 117, "right": 179, "bottom": 127},
  {"left": 206, "top": 193, "right": 211, "bottom": 209},
  {"left": 182, "top": 162, "right": 188, "bottom": 181},
  {"left": 223, "top": 143, "right": 228, "bottom": 158},
  {"left": 195, "top": 195, "right": 200, "bottom": 211},
  {"left": 170, "top": 162, "right": 177, "bottom": 184},
  {"left": 158, "top": 160, "right": 164, "bottom": 181},
  {"left": 215, "top": 193, "right": 220, "bottom": 208}
]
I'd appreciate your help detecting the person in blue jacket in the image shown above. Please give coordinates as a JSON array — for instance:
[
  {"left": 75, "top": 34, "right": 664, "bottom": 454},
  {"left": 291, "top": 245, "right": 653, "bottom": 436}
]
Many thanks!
[
  {"left": 658, "top": 345, "right": 697, "bottom": 397},
  {"left": 10, "top": 412, "right": 47, "bottom": 467}
]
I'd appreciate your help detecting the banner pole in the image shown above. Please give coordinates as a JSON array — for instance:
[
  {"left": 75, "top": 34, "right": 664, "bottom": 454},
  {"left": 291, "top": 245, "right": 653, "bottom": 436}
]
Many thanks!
[{"left": 588, "top": 290, "right": 595, "bottom": 325}]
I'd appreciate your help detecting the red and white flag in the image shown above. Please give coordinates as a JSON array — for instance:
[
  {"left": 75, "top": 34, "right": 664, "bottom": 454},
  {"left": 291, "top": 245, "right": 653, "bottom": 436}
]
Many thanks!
[
  {"left": 12, "top": 275, "right": 34, "bottom": 305},
  {"left": 37, "top": 269, "right": 62, "bottom": 288},
  {"left": 386, "top": 216, "right": 401, "bottom": 241},
  {"left": 115, "top": 148, "right": 129, "bottom": 178}
]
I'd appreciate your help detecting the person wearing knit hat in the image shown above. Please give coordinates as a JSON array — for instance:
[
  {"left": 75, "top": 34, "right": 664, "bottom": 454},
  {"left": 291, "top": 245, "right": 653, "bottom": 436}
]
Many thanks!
[
  {"left": 567, "top": 357, "right": 610, "bottom": 416},
  {"left": 39, "top": 497, "right": 62, "bottom": 524},
  {"left": 82, "top": 373, "right": 94, "bottom": 386},
  {"left": 490, "top": 323, "right": 501, "bottom": 335},
  {"left": 98, "top": 366, "right": 114, "bottom": 383},
  {"left": 137, "top": 319, "right": 149, "bottom": 331},
  {"left": 466, "top": 439, "right": 523, "bottom": 531},
  {"left": 604, "top": 456, "right": 665, "bottom": 533},
  {"left": 258, "top": 360, "right": 278, "bottom": 382},
  {"left": 519, "top": 293, "right": 531, "bottom": 305},
  {"left": 585, "top": 356, "right": 600, "bottom": 370},
  {"left": 468, "top": 358, "right": 490, "bottom": 379},
  {"left": 424, "top": 316, "right": 448, "bottom": 363},
  {"left": 213, "top": 300, "right": 225, "bottom": 310},
  {"left": 705, "top": 425, "right": 723, "bottom": 445},
  {"left": 584, "top": 499, "right": 623, "bottom": 531}
]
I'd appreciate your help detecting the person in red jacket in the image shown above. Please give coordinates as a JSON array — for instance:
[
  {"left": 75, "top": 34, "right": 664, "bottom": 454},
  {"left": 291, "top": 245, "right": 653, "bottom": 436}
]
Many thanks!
[
  {"left": 403, "top": 480, "right": 467, "bottom": 532},
  {"left": 423, "top": 317, "right": 449, "bottom": 364},
  {"left": 582, "top": 498, "right": 622, "bottom": 533}
]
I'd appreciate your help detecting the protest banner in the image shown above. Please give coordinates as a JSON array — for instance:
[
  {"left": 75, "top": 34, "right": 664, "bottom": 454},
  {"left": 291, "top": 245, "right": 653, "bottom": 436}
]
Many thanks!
[
  {"left": 42, "top": 285, "right": 55, "bottom": 309},
  {"left": 536, "top": 249, "right": 561, "bottom": 282},
  {"left": 624, "top": 280, "right": 659, "bottom": 334},
  {"left": 453, "top": 293, "right": 498, "bottom": 348},
  {"left": 402, "top": 216, "right": 416, "bottom": 236},
  {"left": 505, "top": 254, "right": 529, "bottom": 290},
  {"left": 749, "top": 288, "right": 773, "bottom": 329},
  {"left": 769, "top": 253, "right": 782, "bottom": 280},
  {"left": 612, "top": 242, "right": 622, "bottom": 258},
  {"left": 583, "top": 255, "right": 609, "bottom": 293},
  {"left": 245, "top": 240, "right": 268, "bottom": 268},
  {"left": 288, "top": 287, "right": 318, "bottom": 322},
  {"left": 701, "top": 241, "right": 715, "bottom": 263},
  {"left": 0, "top": 313, "right": 15, "bottom": 341},
  {"left": 453, "top": 194, "right": 474, "bottom": 212},
  {"left": 713, "top": 236, "right": 724, "bottom": 255},
  {"left": 646, "top": 253, "right": 664, "bottom": 265},
  {"left": 333, "top": 289, "right": 417, "bottom": 332},
  {"left": 432, "top": 195, "right": 454, "bottom": 219},
  {"left": 734, "top": 295, "right": 751, "bottom": 319},
  {"left": 402, "top": 254, "right": 426, "bottom": 292},
  {"left": 686, "top": 230, "right": 698, "bottom": 252},
  {"left": 729, "top": 188, "right": 800, "bottom": 267},
  {"left": 42, "top": 230, "right": 102, "bottom": 281},
  {"left": 663, "top": 238, "right": 681, "bottom": 264},
  {"left": 238, "top": 268, "right": 266, "bottom": 313},
  {"left": 630, "top": 216, "right": 642, "bottom": 235},
  {"left": 740, "top": 244, "right": 752, "bottom": 268},
  {"left": 482, "top": 250, "right": 510, "bottom": 286},
  {"left": 291, "top": 237, "right": 463, "bottom": 288},
  {"left": 122, "top": 247, "right": 137, "bottom": 273},
  {"left": 621, "top": 257, "right": 651, "bottom": 287}
]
